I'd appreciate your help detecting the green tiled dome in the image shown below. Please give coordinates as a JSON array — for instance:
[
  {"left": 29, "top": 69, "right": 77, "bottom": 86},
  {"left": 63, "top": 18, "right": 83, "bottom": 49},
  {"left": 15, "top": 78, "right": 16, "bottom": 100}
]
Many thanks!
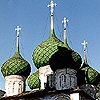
[
  {"left": 81, "top": 63, "right": 100, "bottom": 85},
  {"left": 33, "top": 30, "right": 81, "bottom": 71},
  {"left": 27, "top": 70, "right": 40, "bottom": 89},
  {"left": 1, "top": 52, "right": 31, "bottom": 78},
  {"left": 33, "top": 30, "right": 65, "bottom": 69},
  {"left": 33, "top": 13, "right": 81, "bottom": 70}
]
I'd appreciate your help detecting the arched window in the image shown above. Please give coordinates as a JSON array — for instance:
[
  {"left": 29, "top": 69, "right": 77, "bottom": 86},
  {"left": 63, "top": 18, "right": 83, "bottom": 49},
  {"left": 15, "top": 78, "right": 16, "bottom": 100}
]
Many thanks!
[
  {"left": 13, "top": 82, "right": 15, "bottom": 93},
  {"left": 18, "top": 82, "right": 22, "bottom": 94}
]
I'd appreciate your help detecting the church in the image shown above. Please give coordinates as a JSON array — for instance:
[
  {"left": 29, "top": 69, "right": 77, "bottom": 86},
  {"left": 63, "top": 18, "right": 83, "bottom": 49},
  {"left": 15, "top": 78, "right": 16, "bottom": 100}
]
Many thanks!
[{"left": 1, "top": 0, "right": 100, "bottom": 100}]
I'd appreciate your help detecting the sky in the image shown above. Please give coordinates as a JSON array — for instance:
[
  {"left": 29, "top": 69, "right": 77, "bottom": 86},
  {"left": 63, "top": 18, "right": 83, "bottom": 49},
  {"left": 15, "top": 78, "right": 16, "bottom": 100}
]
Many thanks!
[{"left": 0, "top": 0, "right": 100, "bottom": 91}]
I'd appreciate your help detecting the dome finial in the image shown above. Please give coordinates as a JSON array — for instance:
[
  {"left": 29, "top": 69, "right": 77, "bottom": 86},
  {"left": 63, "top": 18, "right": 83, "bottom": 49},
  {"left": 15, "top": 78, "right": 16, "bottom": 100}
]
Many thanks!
[
  {"left": 48, "top": 0, "right": 56, "bottom": 16},
  {"left": 15, "top": 26, "right": 21, "bottom": 53},
  {"left": 48, "top": 0, "right": 56, "bottom": 35},
  {"left": 81, "top": 40, "right": 88, "bottom": 64},
  {"left": 62, "top": 17, "right": 69, "bottom": 45}
]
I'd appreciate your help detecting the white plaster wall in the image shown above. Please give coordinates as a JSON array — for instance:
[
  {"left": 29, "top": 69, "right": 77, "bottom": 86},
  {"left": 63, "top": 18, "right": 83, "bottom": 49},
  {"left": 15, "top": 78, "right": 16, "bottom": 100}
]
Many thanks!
[
  {"left": 5, "top": 75, "right": 26, "bottom": 97},
  {"left": 70, "top": 93, "right": 79, "bottom": 100},
  {"left": 39, "top": 65, "right": 53, "bottom": 89}
]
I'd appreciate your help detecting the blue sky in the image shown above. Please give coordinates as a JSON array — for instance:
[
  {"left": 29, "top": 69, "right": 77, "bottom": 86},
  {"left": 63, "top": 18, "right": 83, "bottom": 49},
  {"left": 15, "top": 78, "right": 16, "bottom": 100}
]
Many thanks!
[{"left": 0, "top": 0, "right": 100, "bottom": 91}]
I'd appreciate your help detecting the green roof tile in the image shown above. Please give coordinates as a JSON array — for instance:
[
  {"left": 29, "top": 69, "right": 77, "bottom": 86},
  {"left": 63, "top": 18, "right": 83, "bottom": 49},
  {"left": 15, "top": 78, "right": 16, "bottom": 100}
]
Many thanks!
[
  {"left": 27, "top": 70, "right": 40, "bottom": 89},
  {"left": 81, "top": 63, "right": 100, "bottom": 85},
  {"left": 1, "top": 52, "right": 31, "bottom": 78}
]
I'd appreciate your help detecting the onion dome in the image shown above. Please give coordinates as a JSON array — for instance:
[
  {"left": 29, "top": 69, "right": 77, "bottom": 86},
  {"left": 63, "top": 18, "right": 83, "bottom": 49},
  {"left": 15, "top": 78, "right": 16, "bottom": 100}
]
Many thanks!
[
  {"left": 63, "top": 17, "right": 82, "bottom": 68},
  {"left": 1, "top": 52, "right": 31, "bottom": 78},
  {"left": 1, "top": 26, "right": 31, "bottom": 78},
  {"left": 49, "top": 17, "right": 82, "bottom": 71},
  {"left": 27, "top": 70, "right": 40, "bottom": 89},
  {"left": 33, "top": 2, "right": 82, "bottom": 71},
  {"left": 33, "top": 30, "right": 64, "bottom": 69},
  {"left": 81, "top": 40, "right": 100, "bottom": 85},
  {"left": 33, "top": 0, "right": 64, "bottom": 69}
]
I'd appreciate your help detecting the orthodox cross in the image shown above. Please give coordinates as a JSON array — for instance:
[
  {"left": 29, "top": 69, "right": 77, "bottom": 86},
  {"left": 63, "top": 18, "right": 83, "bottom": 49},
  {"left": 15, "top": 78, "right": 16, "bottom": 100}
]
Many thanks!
[
  {"left": 15, "top": 26, "right": 21, "bottom": 52},
  {"left": 82, "top": 40, "right": 88, "bottom": 63},
  {"left": 82, "top": 40, "right": 88, "bottom": 51},
  {"left": 48, "top": 0, "right": 57, "bottom": 15},
  {"left": 62, "top": 17, "right": 69, "bottom": 45},
  {"left": 15, "top": 26, "right": 21, "bottom": 37},
  {"left": 62, "top": 17, "right": 69, "bottom": 30}
]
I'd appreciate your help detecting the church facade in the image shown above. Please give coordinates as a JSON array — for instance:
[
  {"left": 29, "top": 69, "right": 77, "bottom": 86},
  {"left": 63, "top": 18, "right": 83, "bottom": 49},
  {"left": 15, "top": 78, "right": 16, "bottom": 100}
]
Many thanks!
[{"left": 1, "top": 0, "right": 100, "bottom": 100}]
